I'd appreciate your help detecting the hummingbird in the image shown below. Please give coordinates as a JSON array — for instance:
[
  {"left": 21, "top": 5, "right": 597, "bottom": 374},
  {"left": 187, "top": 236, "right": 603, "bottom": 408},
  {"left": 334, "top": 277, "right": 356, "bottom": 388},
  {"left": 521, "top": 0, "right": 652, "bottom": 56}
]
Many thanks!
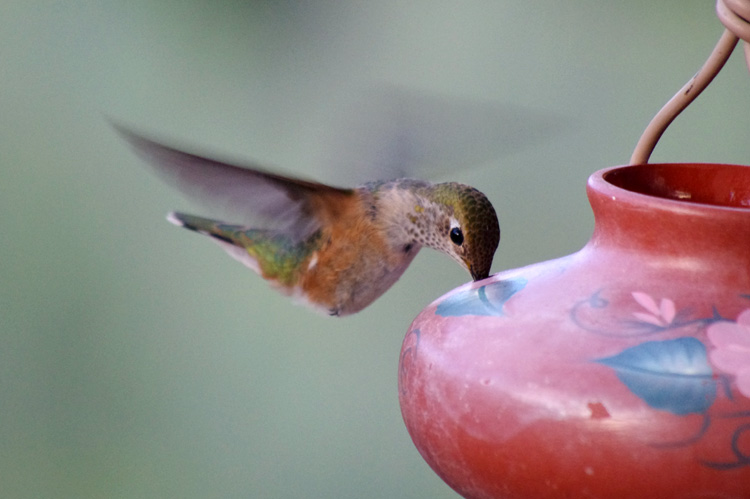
[{"left": 116, "top": 126, "right": 500, "bottom": 316}]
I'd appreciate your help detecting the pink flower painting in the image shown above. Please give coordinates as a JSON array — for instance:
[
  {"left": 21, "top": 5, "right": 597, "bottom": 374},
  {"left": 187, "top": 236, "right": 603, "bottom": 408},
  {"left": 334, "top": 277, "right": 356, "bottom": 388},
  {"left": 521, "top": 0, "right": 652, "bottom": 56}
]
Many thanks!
[
  {"left": 631, "top": 292, "right": 676, "bottom": 327},
  {"left": 707, "top": 309, "right": 750, "bottom": 398}
]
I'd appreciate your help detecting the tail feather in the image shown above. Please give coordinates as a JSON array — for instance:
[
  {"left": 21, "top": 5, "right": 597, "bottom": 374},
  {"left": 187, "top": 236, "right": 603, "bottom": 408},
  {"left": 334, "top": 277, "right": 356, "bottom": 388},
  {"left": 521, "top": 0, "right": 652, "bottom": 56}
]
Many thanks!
[
  {"left": 167, "top": 212, "right": 261, "bottom": 273},
  {"left": 167, "top": 212, "right": 238, "bottom": 244}
]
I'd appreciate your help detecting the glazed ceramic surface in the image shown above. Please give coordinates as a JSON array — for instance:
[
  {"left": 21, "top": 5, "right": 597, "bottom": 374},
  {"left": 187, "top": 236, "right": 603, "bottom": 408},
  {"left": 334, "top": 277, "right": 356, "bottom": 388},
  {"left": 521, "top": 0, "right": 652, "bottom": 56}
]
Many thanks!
[{"left": 399, "top": 163, "right": 750, "bottom": 498}]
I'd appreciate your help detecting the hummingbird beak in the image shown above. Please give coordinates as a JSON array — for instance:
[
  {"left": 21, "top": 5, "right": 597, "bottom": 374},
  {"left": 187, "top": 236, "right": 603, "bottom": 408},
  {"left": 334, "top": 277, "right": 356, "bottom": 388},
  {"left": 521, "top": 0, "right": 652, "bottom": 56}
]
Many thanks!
[{"left": 466, "top": 261, "right": 486, "bottom": 281}]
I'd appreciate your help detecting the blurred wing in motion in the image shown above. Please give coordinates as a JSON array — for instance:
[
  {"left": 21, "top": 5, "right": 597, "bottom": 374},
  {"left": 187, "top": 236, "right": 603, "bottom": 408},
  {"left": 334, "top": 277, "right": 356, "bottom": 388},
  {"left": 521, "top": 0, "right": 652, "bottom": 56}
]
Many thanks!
[
  {"left": 114, "top": 124, "right": 354, "bottom": 240},
  {"left": 320, "top": 85, "right": 568, "bottom": 185}
]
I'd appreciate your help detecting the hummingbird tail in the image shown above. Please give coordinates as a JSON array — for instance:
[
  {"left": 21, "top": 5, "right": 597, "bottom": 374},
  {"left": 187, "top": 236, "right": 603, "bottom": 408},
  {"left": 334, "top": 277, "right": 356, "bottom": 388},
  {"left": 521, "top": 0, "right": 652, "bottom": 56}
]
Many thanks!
[
  {"left": 167, "top": 212, "right": 239, "bottom": 245},
  {"left": 167, "top": 212, "right": 262, "bottom": 274}
]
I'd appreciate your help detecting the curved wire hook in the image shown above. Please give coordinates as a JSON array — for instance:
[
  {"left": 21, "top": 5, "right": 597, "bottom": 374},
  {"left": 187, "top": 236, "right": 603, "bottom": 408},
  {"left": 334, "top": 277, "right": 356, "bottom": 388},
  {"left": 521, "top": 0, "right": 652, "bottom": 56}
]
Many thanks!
[{"left": 630, "top": 0, "right": 750, "bottom": 165}]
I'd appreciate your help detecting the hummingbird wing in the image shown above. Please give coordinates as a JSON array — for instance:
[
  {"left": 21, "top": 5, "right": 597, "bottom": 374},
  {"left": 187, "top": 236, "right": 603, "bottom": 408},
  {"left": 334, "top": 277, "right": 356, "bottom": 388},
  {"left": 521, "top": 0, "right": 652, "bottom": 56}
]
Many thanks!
[
  {"left": 318, "top": 85, "right": 567, "bottom": 186},
  {"left": 114, "top": 124, "right": 355, "bottom": 240}
]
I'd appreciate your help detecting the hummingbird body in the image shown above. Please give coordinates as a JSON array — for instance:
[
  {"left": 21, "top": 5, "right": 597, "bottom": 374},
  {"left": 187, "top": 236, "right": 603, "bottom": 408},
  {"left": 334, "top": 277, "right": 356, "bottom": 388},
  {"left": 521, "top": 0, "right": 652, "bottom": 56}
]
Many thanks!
[{"left": 117, "top": 127, "right": 500, "bottom": 316}]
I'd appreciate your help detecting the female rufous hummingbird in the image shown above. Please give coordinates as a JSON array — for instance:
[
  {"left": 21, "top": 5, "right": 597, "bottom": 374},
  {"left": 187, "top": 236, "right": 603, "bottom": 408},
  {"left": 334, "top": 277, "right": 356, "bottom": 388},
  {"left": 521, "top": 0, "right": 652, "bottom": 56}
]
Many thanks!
[{"left": 117, "top": 126, "right": 500, "bottom": 316}]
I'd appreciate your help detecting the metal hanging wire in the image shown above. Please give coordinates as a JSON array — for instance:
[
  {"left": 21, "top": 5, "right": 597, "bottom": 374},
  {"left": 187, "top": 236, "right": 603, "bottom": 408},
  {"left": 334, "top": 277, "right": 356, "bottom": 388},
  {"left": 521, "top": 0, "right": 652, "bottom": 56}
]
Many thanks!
[{"left": 630, "top": 0, "right": 750, "bottom": 164}]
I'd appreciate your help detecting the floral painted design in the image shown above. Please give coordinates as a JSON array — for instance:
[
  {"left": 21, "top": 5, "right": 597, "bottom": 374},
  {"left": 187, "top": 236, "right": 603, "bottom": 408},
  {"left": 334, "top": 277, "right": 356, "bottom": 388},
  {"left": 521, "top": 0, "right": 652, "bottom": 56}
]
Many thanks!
[
  {"left": 425, "top": 279, "right": 750, "bottom": 470},
  {"left": 596, "top": 337, "right": 715, "bottom": 415},
  {"left": 435, "top": 277, "right": 527, "bottom": 317},
  {"left": 631, "top": 291, "right": 676, "bottom": 327},
  {"left": 707, "top": 309, "right": 750, "bottom": 399},
  {"left": 582, "top": 292, "right": 725, "bottom": 411},
  {"left": 571, "top": 290, "right": 718, "bottom": 338},
  {"left": 578, "top": 291, "right": 750, "bottom": 469}
]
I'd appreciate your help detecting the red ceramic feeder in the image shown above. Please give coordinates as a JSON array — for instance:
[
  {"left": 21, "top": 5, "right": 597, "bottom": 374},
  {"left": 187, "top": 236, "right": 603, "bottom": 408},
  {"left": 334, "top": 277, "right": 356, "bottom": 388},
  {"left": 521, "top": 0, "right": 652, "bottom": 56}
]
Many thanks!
[
  {"left": 399, "top": 162, "right": 750, "bottom": 498},
  {"left": 399, "top": 11, "right": 750, "bottom": 495}
]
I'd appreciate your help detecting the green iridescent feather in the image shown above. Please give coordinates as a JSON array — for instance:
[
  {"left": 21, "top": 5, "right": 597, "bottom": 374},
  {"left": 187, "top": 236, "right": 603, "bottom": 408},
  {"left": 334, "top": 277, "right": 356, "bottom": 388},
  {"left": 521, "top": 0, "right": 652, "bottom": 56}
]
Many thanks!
[{"left": 173, "top": 213, "right": 321, "bottom": 287}]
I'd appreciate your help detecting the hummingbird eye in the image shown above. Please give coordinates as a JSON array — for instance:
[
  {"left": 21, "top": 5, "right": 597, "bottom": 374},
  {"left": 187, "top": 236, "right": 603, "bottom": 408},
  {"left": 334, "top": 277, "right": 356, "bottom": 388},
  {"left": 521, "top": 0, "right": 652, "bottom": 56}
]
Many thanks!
[{"left": 449, "top": 227, "right": 464, "bottom": 246}]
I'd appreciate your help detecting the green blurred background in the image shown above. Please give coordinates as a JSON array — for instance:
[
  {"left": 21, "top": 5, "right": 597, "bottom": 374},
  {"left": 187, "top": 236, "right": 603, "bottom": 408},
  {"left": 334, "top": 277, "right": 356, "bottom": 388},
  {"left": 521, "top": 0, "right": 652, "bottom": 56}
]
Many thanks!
[{"left": 2, "top": 1, "right": 748, "bottom": 497}]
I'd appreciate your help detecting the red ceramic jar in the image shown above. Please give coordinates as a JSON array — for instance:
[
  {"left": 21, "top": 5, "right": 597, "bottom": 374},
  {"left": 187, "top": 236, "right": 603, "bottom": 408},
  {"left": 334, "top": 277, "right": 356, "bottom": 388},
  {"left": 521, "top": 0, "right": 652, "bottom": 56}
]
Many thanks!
[{"left": 399, "top": 163, "right": 750, "bottom": 498}]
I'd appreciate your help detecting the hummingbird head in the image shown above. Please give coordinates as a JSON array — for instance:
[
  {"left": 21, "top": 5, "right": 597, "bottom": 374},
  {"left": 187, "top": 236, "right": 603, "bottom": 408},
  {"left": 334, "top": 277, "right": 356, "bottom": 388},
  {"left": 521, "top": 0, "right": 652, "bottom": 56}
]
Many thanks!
[{"left": 428, "top": 183, "right": 500, "bottom": 281}]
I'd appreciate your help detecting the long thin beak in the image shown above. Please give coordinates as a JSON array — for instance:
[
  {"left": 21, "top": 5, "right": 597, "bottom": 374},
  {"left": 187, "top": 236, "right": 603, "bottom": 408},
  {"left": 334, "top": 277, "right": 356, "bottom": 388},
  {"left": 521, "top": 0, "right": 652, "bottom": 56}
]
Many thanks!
[
  {"left": 471, "top": 271, "right": 486, "bottom": 281},
  {"left": 466, "top": 262, "right": 488, "bottom": 281}
]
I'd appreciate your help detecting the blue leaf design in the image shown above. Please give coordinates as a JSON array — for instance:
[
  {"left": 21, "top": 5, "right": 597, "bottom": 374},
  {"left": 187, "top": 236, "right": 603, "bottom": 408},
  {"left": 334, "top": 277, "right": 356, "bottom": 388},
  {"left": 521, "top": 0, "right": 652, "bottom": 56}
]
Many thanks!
[
  {"left": 596, "top": 338, "right": 716, "bottom": 415},
  {"left": 436, "top": 277, "right": 527, "bottom": 317}
]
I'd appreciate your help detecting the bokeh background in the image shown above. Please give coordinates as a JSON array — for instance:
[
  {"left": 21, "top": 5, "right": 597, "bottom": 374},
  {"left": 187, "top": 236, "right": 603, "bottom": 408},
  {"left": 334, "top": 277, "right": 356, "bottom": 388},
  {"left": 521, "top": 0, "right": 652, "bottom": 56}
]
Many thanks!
[{"left": 2, "top": 1, "right": 749, "bottom": 497}]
